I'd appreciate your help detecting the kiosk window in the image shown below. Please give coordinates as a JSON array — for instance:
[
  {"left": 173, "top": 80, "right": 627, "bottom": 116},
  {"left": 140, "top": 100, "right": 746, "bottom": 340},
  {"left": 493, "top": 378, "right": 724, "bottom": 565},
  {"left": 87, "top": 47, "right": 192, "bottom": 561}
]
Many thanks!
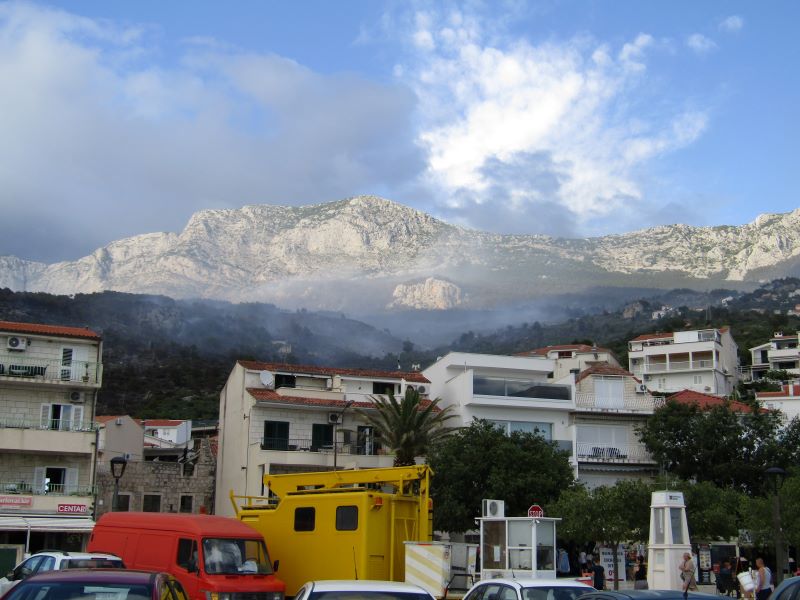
[
  {"left": 336, "top": 506, "right": 358, "bottom": 531},
  {"left": 295, "top": 507, "right": 316, "bottom": 531}
]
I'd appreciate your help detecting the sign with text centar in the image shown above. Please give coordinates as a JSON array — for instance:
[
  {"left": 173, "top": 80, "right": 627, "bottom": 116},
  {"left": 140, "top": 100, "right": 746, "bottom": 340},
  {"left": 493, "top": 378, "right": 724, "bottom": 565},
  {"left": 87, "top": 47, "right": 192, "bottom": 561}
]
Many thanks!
[{"left": 57, "top": 504, "right": 88, "bottom": 514}]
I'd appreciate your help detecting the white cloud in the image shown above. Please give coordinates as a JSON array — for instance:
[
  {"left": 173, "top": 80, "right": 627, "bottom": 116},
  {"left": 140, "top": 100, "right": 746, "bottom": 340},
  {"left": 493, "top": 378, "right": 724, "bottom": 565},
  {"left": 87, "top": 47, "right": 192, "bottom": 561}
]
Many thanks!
[
  {"left": 0, "top": 2, "right": 425, "bottom": 261},
  {"left": 397, "top": 12, "right": 708, "bottom": 234},
  {"left": 687, "top": 33, "right": 717, "bottom": 54},
  {"left": 719, "top": 15, "right": 744, "bottom": 33}
]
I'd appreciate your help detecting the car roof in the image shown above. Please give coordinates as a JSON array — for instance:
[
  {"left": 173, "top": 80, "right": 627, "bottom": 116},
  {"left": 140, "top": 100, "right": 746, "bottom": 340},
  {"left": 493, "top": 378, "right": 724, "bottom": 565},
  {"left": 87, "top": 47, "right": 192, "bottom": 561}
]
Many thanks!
[
  {"left": 33, "top": 552, "right": 122, "bottom": 560},
  {"left": 305, "top": 580, "right": 432, "bottom": 594},
  {"left": 17, "top": 569, "right": 160, "bottom": 584},
  {"left": 580, "top": 591, "right": 718, "bottom": 599},
  {"left": 96, "top": 512, "right": 262, "bottom": 538},
  {"left": 472, "top": 579, "right": 595, "bottom": 589}
]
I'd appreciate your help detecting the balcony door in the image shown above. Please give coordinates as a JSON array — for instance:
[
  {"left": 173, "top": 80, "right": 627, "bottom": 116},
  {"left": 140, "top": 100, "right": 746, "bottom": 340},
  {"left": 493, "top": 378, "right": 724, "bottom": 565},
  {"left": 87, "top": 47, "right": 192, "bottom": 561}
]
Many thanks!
[
  {"left": 311, "top": 423, "right": 333, "bottom": 451},
  {"left": 60, "top": 346, "right": 89, "bottom": 382},
  {"left": 33, "top": 466, "right": 78, "bottom": 494}
]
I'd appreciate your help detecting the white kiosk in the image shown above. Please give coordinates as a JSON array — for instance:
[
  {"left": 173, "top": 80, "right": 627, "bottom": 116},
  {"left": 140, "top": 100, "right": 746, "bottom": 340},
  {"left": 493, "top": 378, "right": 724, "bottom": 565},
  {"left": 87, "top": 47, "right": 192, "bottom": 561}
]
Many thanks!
[
  {"left": 479, "top": 510, "right": 560, "bottom": 579},
  {"left": 648, "top": 491, "right": 691, "bottom": 590}
]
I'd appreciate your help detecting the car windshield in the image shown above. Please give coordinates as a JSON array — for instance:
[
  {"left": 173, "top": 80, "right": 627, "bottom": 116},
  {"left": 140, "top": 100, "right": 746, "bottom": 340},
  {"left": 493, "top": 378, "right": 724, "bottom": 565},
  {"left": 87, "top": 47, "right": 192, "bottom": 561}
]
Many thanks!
[
  {"left": 202, "top": 538, "right": 273, "bottom": 575},
  {"left": 309, "top": 593, "right": 432, "bottom": 600},
  {"left": 5, "top": 582, "right": 152, "bottom": 600},
  {"left": 521, "top": 587, "right": 591, "bottom": 600}
]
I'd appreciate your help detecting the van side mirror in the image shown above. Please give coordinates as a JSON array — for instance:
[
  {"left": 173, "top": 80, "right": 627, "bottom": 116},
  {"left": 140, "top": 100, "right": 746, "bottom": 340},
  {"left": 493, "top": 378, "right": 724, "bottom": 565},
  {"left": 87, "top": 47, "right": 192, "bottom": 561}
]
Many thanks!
[{"left": 272, "top": 560, "right": 279, "bottom": 573}]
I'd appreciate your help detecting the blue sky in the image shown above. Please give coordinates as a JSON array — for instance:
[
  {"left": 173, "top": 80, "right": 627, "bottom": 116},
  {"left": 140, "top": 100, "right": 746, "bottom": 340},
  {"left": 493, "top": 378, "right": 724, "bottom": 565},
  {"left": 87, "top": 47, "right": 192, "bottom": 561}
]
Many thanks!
[{"left": 0, "top": 0, "right": 797, "bottom": 262}]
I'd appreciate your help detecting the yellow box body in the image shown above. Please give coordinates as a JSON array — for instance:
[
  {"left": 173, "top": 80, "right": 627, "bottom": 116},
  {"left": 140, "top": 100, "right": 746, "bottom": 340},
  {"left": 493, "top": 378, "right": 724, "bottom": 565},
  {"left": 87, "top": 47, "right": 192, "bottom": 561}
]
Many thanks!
[{"left": 232, "top": 466, "right": 433, "bottom": 596}]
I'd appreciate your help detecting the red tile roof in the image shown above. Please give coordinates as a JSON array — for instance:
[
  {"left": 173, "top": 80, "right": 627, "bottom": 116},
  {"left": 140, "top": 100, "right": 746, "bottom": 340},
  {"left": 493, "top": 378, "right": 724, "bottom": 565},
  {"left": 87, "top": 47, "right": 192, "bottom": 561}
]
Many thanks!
[
  {"left": 0, "top": 320, "right": 101, "bottom": 341},
  {"left": 247, "top": 388, "right": 440, "bottom": 411},
  {"left": 756, "top": 384, "right": 800, "bottom": 398},
  {"left": 668, "top": 389, "right": 758, "bottom": 412},
  {"left": 142, "top": 419, "right": 185, "bottom": 427},
  {"left": 238, "top": 360, "right": 430, "bottom": 383},
  {"left": 516, "top": 344, "right": 614, "bottom": 357},
  {"left": 576, "top": 364, "right": 635, "bottom": 383}
]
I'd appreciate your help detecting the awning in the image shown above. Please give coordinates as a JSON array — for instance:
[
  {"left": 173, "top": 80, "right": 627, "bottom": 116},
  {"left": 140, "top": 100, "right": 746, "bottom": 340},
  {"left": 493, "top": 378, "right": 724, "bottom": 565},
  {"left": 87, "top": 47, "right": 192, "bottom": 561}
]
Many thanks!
[{"left": 0, "top": 516, "right": 95, "bottom": 532}]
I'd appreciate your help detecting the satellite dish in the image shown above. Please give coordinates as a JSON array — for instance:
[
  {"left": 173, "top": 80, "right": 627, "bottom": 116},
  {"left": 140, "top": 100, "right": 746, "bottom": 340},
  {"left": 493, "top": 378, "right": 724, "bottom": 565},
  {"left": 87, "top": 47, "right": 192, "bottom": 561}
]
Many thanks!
[{"left": 259, "top": 371, "right": 275, "bottom": 389}]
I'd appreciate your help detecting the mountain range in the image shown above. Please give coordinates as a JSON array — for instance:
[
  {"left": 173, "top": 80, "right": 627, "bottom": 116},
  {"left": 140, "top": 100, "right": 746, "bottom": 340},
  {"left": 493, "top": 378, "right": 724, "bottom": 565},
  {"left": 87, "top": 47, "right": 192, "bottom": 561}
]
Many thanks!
[{"left": 2, "top": 196, "right": 799, "bottom": 312}]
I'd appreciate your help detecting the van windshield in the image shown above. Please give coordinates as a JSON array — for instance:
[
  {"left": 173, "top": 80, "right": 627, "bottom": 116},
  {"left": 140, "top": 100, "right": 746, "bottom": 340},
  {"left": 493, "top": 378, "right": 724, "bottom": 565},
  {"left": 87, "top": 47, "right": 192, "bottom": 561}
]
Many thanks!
[{"left": 202, "top": 538, "right": 273, "bottom": 575}]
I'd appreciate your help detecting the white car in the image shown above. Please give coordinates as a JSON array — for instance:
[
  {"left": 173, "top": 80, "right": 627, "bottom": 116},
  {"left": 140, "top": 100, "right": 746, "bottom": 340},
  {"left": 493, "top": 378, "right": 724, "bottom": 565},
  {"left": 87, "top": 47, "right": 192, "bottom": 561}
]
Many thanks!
[
  {"left": 0, "top": 550, "right": 124, "bottom": 596},
  {"left": 293, "top": 580, "right": 437, "bottom": 600},
  {"left": 463, "top": 578, "right": 594, "bottom": 600}
]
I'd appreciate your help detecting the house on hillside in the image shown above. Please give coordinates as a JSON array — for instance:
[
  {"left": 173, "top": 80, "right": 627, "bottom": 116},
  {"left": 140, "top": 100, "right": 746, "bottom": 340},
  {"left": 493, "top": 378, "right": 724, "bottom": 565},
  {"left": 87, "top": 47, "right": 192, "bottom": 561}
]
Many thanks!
[
  {"left": 515, "top": 344, "right": 621, "bottom": 380},
  {"left": 627, "top": 327, "right": 739, "bottom": 396},
  {"left": 215, "top": 361, "right": 431, "bottom": 517},
  {"left": 749, "top": 331, "right": 800, "bottom": 380},
  {"left": 0, "top": 320, "right": 103, "bottom": 554},
  {"left": 756, "top": 384, "right": 800, "bottom": 422}
]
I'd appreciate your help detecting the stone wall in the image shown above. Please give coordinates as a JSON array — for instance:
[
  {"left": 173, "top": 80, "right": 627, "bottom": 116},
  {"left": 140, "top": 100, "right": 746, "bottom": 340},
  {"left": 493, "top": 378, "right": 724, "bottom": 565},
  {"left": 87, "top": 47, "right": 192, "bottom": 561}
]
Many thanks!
[{"left": 96, "top": 438, "right": 216, "bottom": 517}]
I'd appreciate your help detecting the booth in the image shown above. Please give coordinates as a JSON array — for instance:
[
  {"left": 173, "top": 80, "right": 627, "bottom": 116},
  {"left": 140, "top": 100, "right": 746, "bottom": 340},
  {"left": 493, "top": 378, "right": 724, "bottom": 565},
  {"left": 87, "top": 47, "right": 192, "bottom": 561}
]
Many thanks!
[
  {"left": 647, "top": 491, "right": 691, "bottom": 590},
  {"left": 479, "top": 515, "right": 560, "bottom": 579}
]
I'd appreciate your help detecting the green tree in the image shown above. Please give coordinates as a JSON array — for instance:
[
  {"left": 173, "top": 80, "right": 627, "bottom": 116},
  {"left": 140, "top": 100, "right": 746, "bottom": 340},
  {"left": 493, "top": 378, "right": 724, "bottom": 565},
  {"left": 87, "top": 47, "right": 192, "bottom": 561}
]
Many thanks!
[
  {"left": 357, "top": 387, "right": 455, "bottom": 466},
  {"left": 428, "top": 420, "right": 574, "bottom": 533},
  {"left": 675, "top": 480, "right": 747, "bottom": 541},
  {"left": 551, "top": 480, "right": 651, "bottom": 589}
]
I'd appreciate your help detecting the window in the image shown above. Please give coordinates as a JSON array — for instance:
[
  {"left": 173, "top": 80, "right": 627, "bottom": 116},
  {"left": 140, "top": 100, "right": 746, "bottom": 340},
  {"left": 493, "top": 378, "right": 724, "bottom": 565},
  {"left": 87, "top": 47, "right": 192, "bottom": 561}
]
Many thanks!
[
  {"left": 356, "top": 426, "right": 381, "bottom": 455},
  {"left": 336, "top": 506, "right": 358, "bottom": 531},
  {"left": 372, "top": 381, "right": 395, "bottom": 395},
  {"left": 180, "top": 495, "right": 193, "bottom": 513},
  {"left": 311, "top": 424, "right": 333, "bottom": 451},
  {"left": 176, "top": 538, "right": 197, "bottom": 570},
  {"left": 490, "top": 420, "right": 553, "bottom": 441},
  {"left": 263, "top": 421, "right": 290, "bottom": 450},
  {"left": 117, "top": 494, "right": 131, "bottom": 511},
  {"left": 473, "top": 376, "right": 571, "bottom": 400},
  {"left": 670, "top": 508, "right": 684, "bottom": 544},
  {"left": 593, "top": 376, "right": 624, "bottom": 409},
  {"left": 39, "top": 403, "right": 83, "bottom": 431},
  {"left": 275, "top": 374, "right": 296, "bottom": 388},
  {"left": 693, "top": 375, "right": 703, "bottom": 384},
  {"left": 294, "top": 507, "right": 315, "bottom": 531},
  {"left": 143, "top": 494, "right": 161, "bottom": 512}
]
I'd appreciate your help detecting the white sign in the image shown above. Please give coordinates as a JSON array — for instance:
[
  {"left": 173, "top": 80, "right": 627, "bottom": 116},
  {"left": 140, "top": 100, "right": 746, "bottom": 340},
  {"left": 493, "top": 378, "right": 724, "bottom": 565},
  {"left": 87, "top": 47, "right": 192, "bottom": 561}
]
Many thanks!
[{"left": 599, "top": 545, "right": 627, "bottom": 582}]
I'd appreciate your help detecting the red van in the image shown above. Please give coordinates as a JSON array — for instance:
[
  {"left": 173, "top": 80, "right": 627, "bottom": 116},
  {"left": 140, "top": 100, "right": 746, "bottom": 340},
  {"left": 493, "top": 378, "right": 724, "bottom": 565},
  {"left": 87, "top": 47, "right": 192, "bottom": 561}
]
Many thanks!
[{"left": 88, "top": 512, "right": 285, "bottom": 600}]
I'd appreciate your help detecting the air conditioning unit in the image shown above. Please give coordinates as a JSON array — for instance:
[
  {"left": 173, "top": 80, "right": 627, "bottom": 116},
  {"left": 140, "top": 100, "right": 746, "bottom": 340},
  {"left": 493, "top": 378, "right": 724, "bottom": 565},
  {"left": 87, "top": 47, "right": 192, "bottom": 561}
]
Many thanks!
[
  {"left": 643, "top": 374, "right": 651, "bottom": 381},
  {"left": 414, "top": 385, "right": 427, "bottom": 394},
  {"left": 7, "top": 336, "right": 27, "bottom": 351},
  {"left": 635, "top": 383, "right": 648, "bottom": 394},
  {"left": 68, "top": 391, "right": 84, "bottom": 403},
  {"left": 328, "top": 412, "right": 341, "bottom": 424},
  {"left": 482, "top": 499, "right": 505, "bottom": 518}
]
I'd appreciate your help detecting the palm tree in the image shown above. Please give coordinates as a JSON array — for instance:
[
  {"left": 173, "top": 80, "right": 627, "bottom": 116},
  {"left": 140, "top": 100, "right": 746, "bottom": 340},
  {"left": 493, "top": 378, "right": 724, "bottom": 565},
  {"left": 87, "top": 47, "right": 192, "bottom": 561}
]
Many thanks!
[{"left": 357, "top": 387, "right": 455, "bottom": 466}]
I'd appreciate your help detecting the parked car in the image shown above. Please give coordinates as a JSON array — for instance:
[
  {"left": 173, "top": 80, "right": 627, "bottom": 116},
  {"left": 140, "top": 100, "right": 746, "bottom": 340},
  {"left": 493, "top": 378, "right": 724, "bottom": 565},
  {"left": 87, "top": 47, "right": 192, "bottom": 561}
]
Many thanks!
[
  {"left": 575, "top": 591, "right": 718, "bottom": 600},
  {"left": 0, "top": 569, "right": 188, "bottom": 600},
  {"left": 293, "top": 580, "right": 436, "bottom": 600},
  {"left": 769, "top": 575, "right": 800, "bottom": 600},
  {"left": 462, "top": 577, "right": 594, "bottom": 600},
  {"left": 0, "top": 551, "right": 124, "bottom": 596}
]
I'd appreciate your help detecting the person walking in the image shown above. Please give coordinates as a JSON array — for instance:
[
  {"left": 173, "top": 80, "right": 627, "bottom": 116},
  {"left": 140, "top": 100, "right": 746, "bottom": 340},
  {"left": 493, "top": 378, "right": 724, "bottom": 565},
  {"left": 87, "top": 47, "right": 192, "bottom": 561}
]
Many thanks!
[
  {"left": 592, "top": 557, "right": 606, "bottom": 590},
  {"left": 634, "top": 556, "right": 648, "bottom": 590},
  {"left": 755, "top": 558, "right": 772, "bottom": 600},
  {"left": 680, "top": 552, "right": 697, "bottom": 598}
]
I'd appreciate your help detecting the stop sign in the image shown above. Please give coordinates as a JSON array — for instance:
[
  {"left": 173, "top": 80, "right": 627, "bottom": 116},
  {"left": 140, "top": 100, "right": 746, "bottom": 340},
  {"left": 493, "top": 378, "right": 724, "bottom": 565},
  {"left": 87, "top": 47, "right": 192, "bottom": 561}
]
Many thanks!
[{"left": 528, "top": 504, "right": 544, "bottom": 518}]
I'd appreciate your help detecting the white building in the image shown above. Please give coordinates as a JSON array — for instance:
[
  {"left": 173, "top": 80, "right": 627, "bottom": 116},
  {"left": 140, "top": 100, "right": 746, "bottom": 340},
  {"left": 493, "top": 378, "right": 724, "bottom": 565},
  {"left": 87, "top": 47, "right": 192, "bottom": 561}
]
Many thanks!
[
  {"left": 0, "top": 320, "right": 103, "bottom": 553},
  {"left": 142, "top": 419, "right": 192, "bottom": 447},
  {"left": 514, "top": 344, "right": 620, "bottom": 380},
  {"left": 756, "top": 384, "right": 800, "bottom": 422},
  {"left": 215, "top": 360, "right": 431, "bottom": 516},
  {"left": 628, "top": 327, "right": 739, "bottom": 396},
  {"left": 749, "top": 331, "right": 800, "bottom": 380}
]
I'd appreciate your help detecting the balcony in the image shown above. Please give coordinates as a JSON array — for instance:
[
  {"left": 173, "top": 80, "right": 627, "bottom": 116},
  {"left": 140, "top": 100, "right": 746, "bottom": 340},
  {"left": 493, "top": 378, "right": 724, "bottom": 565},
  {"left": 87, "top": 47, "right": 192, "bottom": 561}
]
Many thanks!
[
  {"left": 0, "top": 418, "right": 97, "bottom": 454},
  {"left": 769, "top": 347, "right": 800, "bottom": 360},
  {"left": 631, "top": 359, "right": 715, "bottom": 375},
  {"left": 575, "top": 392, "right": 665, "bottom": 413},
  {"left": 0, "top": 357, "right": 102, "bottom": 386},
  {"left": 472, "top": 377, "right": 571, "bottom": 402},
  {"left": 576, "top": 442, "right": 655, "bottom": 464},
  {"left": 260, "top": 436, "right": 385, "bottom": 456},
  {"left": 1, "top": 480, "right": 96, "bottom": 497}
]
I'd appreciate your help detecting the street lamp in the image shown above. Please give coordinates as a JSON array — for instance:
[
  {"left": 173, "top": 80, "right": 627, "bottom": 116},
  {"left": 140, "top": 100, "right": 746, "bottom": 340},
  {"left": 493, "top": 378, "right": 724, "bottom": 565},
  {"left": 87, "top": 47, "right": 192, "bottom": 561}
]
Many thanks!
[
  {"left": 765, "top": 466, "right": 787, "bottom": 585},
  {"left": 333, "top": 400, "right": 354, "bottom": 470},
  {"left": 110, "top": 456, "right": 128, "bottom": 511}
]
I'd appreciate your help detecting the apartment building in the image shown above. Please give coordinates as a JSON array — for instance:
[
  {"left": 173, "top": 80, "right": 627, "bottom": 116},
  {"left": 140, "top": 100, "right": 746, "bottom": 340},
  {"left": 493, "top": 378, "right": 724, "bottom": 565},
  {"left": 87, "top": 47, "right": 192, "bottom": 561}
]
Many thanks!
[
  {"left": 515, "top": 344, "right": 621, "bottom": 380},
  {"left": 423, "top": 352, "right": 575, "bottom": 456},
  {"left": 628, "top": 327, "right": 739, "bottom": 396},
  {"left": 0, "top": 320, "right": 103, "bottom": 553},
  {"left": 215, "top": 361, "right": 430, "bottom": 517},
  {"left": 749, "top": 331, "right": 800, "bottom": 380}
]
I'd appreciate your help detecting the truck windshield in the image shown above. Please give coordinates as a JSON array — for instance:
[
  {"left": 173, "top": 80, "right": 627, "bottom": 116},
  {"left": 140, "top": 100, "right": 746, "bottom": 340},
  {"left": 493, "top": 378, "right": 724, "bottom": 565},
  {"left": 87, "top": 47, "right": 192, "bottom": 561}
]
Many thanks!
[{"left": 202, "top": 538, "right": 273, "bottom": 575}]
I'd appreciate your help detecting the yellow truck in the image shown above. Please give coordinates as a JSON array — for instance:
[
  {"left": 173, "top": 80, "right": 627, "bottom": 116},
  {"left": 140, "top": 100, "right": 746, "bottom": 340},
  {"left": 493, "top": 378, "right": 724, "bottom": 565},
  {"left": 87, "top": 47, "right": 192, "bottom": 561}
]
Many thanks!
[{"left": 230, "top": 465, "right": 433, "bottom": 596}]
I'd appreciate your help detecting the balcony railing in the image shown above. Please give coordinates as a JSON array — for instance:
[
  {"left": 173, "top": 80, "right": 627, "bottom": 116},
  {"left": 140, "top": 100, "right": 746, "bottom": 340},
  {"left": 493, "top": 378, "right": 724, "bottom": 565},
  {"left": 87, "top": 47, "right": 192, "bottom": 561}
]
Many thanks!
[
  {"left": 0, "top": 417, "right": 97, "bottom": 432},
  {"left": 0, "top": 356, "right": 102, "bottom": 385},
  {"left": 575, "top": 392, "right": 665, "bottom": 412},
  {"left": 632, "top": 359, "right": 714, "bottom": 374},
  {"left": 576, "top": 442, "right": 654, "bottom": 463},
  {"left": 260, "top": 437, "right": 385, "bottom": 456},
  {"left": 1, "top": 480, "right": 96, "bottom": 496}
]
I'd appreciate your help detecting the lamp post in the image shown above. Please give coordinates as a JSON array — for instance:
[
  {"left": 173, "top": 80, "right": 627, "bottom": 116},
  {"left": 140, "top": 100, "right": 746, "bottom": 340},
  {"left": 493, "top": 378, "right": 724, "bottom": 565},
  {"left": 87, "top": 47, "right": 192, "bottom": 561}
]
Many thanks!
[
  {"left": 110, "top": 455, "right": 128, "bottom": 512},
  {"left": 765, "top": 466, "right": 787, "bottom": 585},
  {"left": 333, "top": 400, "right": 354, "bottom": 470}
]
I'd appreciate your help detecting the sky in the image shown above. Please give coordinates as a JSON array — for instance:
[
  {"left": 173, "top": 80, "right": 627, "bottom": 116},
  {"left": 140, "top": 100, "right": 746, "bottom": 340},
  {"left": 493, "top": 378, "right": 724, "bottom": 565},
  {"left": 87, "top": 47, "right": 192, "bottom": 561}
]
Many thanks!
[{"left": 0, "top": 0, "right": 797, "bottom": 262}]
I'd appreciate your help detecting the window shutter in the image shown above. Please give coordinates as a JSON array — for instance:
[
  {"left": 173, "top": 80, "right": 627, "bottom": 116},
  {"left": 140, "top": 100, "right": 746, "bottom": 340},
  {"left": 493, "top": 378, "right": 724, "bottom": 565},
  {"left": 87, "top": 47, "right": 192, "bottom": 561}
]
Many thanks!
[
  {"left": 61, "top": 405, "right": 73, "bottom": 431},
  {"left": 72, "top": 405, "right": 84, "bottom": 430},
  {"left": 61, "top": 348, "right": 74, "bottom": 380},
  {"left": 33, "top": 467, "right": 45, "bottom": 493},
  {"left": 65, "top": 468, "right": 79, "bottom": 494},
  {"left": 40, "top": 404, "right": 51, "bottom": 429}
]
